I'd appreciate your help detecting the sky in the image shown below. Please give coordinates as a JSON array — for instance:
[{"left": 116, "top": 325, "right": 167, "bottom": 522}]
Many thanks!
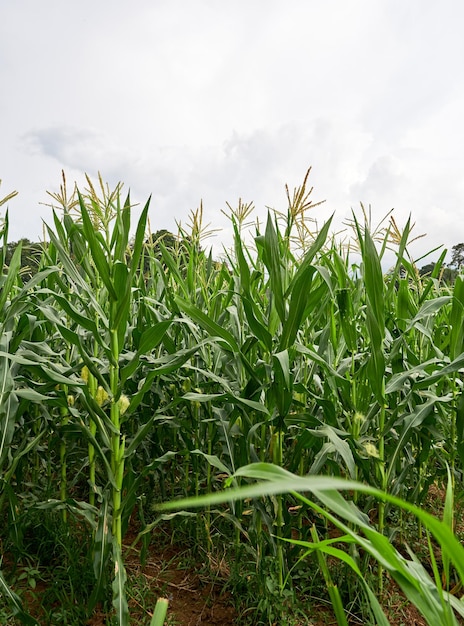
[{"left": 1, "top": 0, "right": 464, "bottom": 265}]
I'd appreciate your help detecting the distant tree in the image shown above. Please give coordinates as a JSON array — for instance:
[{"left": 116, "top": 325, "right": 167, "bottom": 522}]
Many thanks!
[
  {"left": 143, "top": 229, "right": 199, "bottom": 272},
  {"left": 449, "top": 243, "right": 464, "bottom": 270},
  {"left": 443, "top": 267, "right": 458, "bottom": 283},
  {"left": 418, "top": 262, "right": 436, "bottom": 277},
  {"left": 418, "top": 261, "right": 456, "bottom": 284},
  {"left": 146, "top": 229, "right": 179, "bottom": 263},
  {"left": 2, "top": 238, "right": 43, "bottom": 281}
]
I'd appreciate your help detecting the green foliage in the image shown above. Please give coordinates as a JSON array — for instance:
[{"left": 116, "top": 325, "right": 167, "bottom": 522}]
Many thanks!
[
  {"left": 159, "top": 463, "right": 464, "bottom": 625},
  {"left": 419, "top": 261, "right": 457, "bottom": 284},
  {"left": 0, "top": 171, "right": 464, "bottom": 625},
  {"left": 1, "top": 239, "right": 43, "bottom": 281},
  {"left": 449, "top": 243, "right": 464, "bottom": 270}
]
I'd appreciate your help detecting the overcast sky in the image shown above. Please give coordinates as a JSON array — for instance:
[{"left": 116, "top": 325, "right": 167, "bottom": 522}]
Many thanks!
[{"left": 1, "top": 0, "right": 463, "bottom": 263}]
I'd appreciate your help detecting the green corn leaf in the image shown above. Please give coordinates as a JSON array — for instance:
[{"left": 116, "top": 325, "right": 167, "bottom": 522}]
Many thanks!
[
  {"left": 231, "top": 396, "right": 270, "bottom": 414},
  {"left": 112, "top": 261, "right": 131, "bottom": 346},
  {"left": 365, "top": 309, "right": 386, "bottom": 403},
  {"left": 309, "top": 442, "right": 337, "bottom": 475},
  {"left": 0, "top": 240, "right": 22, "bottom": 312},
  {"left": 456, "top": 391, "right": 464, "bottom": 471},
  {"left": 355, "top": 527, "right": 457, "bottom": 625},
  {"left": 59, "top": 211, "right": 96, "bottom": 279},
  {"left": 0, "top": 349, "right": 53, "bottom": 367},
  {"left": 18, "top": 267, "right": 57, "bottom": 293},
  {"left": 313, "top": 425, "right": 356, "bottom": 479},
  {"left": 160, "top": 242, "right": 188, "bottom": 298},
  {"left": 385, "top": 357, "right": 439, "bottom": 393},
  {"left": 280, "top": 264, "right": 317, "bottom": 350},
  {"left": 183, "top": 391, "right": 269, "bottom": 414},
  {"left": 112, "top": 538, "right": 129, "bottom": 626},
  {"left": 55, "top": 324, "right": 109, "bottom": 378},
  {"left": 46, "top": 221, "right": 99, "bottom": 296},
  {"left": 0, "top": 393, "right": 18, "bottom": 468},
  {"left": 111, "top": 194, "right": 131, "bottom": 262},
  {"left": 271, "top": 350, "right": 293, "bottom": 418},
  {"left": 174, "top": 296, "right": 239, "bottom": 353},
  {"left": 181, "top": 364, "right": 233, "bottom": 390},
  {"left": 120, "top": 321, "right": 172, "bottom": 384},
  {"left": 406, "top": 296, "right": 453, "bottom": 331},
  {"left": 362, "top": 226, "right": 386, "bottom": 402},
  {"left": 138, "top": 321, "right": 172, "bottom": 354},
  {"left": 415, "top": 351, "right": 464, "bottom": 389},
  {"left": 242, "top": 296, "right": 273, "bottom": 352},
  {"left": 396, "top": 278, "right": 415, "bottom": 322},
  {"left": 34, "top": 498, "right": 98, "bottom": 529},
  {"left": 129, "top": 196, "right": 150, "bottom": 280},
  {"left": 336, "top": 287, "right": 357, "bottom": 352},
  {"left": 442, "top": 465, "right": 454, "bottom": 589},
  {"left": 261, "top": 213, "right": 285, "bottom": 323},
  {"left": 78, "top": 192, "right": 117, "bottom": 300},
  {"left": 127, "top": 343, "right": 210, "bottom": 414},
  {"left": 1, "top": 431, "right": 46, "bottom": 487},
  {"left": 89, "top": 495, "right": 112, "bottom": 610},
  {"left": 423, "top": 533, "right": 451, "bottom": 618},
  {"left": 308, "top": 525, "right": 350, "bottom": 626},
  {"left": 0, "top": 339, "right": 18, "bottom": 467},
  {"left": 273, "top": 350, "right": 291, "bottom": 390},
  {"left": 191, "top": 449, "right": 232, "bottom": 476},
  {"left": 450, "top": 276, "right": 464, "bottom": 360},
  {"left": 294, "top": 343, "right": 350, "bottom": 395},
  {"left": 363, "top": 226, "right": 385, "bottom": 326},
  {"left": 385, "top": 401, "right": 434, "bottom": 485},
  {"left": 112, "top": 261, "right": 130, "bottom": 302},
  {"left": 289, "top": 536, "right": 390, "bottom": 625},
  {"left": 41, "top": 290, "right": 104, "bottom": 335},
  {"left": 293, "top": 216, "right": 333, "bottom": 279},
  {"left": 232, "top": 220, "right": 251, "bottom": 292},
  {"left": 418, "top": 248, "right": 448, "bottom": 305},
  {"left": 183, "top": 392, "right": 227, "bottom": 403},
  {"left": 15, "top": 389, "right": 51, "bottom": 402}
]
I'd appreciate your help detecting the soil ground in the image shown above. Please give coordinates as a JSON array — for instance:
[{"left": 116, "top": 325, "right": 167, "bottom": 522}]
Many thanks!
[
  {"left": 84, "top": 528, "right": 433, "bottom": 626},
  {"left": 3, "top": 483, "right": 463, "bottom": 625}
]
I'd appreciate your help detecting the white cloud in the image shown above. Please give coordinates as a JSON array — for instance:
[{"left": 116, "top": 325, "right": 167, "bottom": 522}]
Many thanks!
[
  {"left": 21, "top": 126, "right": 134, "bottom": 179},
  {"left": 1, "top": 0, "right": 464, "bottom": 260}
]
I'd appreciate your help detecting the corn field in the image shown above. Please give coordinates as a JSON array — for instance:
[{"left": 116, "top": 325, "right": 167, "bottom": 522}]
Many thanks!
[{"left": 0, "top": 173, "right": 464, "bottom": 625}]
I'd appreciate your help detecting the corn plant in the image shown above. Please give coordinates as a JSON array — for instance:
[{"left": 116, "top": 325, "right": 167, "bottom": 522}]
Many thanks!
[
  {"left": 1, "top": 170, "right": 464, "bottom": 624},
  {"left": 37, "top": 181, "right": 201, "bottom": 622},
  {"left": 0, "top": 178, "right": 208, "bottom": 623},
  {"left": 155, "top": 185, "right": 463, "bottom": 616}
]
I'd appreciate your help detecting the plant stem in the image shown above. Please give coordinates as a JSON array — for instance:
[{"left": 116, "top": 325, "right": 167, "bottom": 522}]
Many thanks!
[
  {"left": 274, "top": 428, "right": 285, "bottom": 592},
  {"left": 377, "top": 396, "right": 386, "bottom": 596},
  {"left": 87, "top": 369, "right": 97, "bottom": 506},
  {"left": 110, "top": 328, "right": 123, "bottom": 546}
]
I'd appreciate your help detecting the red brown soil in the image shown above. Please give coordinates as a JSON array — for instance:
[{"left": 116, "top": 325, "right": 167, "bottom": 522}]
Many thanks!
[
  {"left": 6, "top": 482, "right": 464, "bottom": 625},
  {"left": 84, "top": 530, "right": 436, "bottom": 626},
  {"left": 84, "top": 528, "right": 237, "bottom": 626}
]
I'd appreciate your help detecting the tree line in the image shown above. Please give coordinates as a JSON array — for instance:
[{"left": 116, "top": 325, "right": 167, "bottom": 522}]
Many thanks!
[
  {"left": 2, "top": 235, "right": 464, "bottom": 282},
  {"left": 1, "top": 230, "right": 195, "bottom": 281}
]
